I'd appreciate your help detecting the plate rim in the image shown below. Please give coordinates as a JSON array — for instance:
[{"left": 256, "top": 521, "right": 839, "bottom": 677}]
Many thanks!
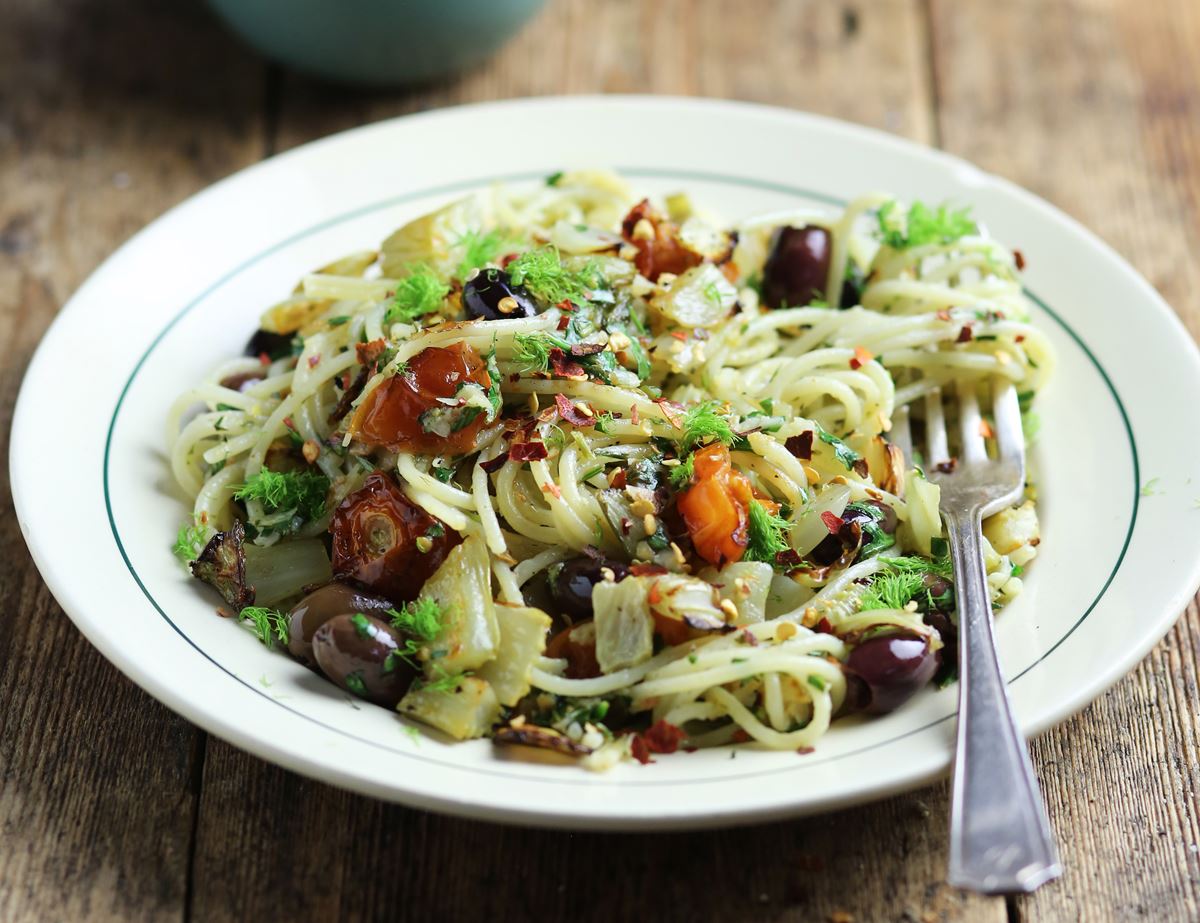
[{"left": 12, "top": 94, "right": 1200, "bottom": 829}]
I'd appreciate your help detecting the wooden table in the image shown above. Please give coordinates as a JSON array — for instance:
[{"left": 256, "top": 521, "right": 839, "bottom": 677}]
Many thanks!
[{"left": 3, "top": 1, "right": 1198, "bottom": 919}]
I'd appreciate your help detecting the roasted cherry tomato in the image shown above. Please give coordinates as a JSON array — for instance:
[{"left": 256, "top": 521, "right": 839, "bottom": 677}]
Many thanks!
[
  {"left": 349, "top": 342, "right": 491, "bottom": 455},
  {"left": 621, "top": 199, "right": 702, "bottom": 282},
  {"left": 330, "top": 471, "right": 460, "bottom": 604},
  {"left": 545, "top": 621, "right": 601, "bottom": 679},
  {"left": 676, "top": 443, "right": 760, "bottom": 566}
]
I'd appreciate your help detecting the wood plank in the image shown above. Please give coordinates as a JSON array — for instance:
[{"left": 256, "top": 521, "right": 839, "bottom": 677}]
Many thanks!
[
  {"left": 929, "top": 0, "right": 1200, "bottom": 919},
  {"left": 272, "top": 0, "right": 937, "bottom": 152},
  {"left": 192, "top": 2, "right": 1005, "bottom": 922},
  {"left": 0, "top": 1, "right": 267, "bottom": 920}
]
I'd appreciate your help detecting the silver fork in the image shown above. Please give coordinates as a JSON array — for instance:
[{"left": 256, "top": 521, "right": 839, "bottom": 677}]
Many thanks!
[{"left": 893, "top": 379, "right": 1061, "bottom": 894}]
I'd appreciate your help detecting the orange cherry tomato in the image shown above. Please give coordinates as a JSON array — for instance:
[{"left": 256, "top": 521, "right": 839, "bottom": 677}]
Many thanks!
[
  {"left": 676, "top": 443, "right": 760, "bottom": 566},
  {"left": 350, "top": 342, "right": 491, "bottom": 455},
  {"left": 330, "top": 471, "right": 461, "bottom": 604}
]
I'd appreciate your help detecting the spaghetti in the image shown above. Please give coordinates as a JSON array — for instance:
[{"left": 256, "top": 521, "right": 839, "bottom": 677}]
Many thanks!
[{"left": 168, "top": 170, "right": 1050, "bottom": 767}]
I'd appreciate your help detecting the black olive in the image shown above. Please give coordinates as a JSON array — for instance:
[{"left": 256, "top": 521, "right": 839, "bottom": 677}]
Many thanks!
[
  {"left": 840, "top": 261, "right": 866, "bottom": 308},
  {"left": 287, "top": 581, "right": 394, "bottom": 665},
  {"left": 761, "top": 225, "right": 832, "bottom": 309},
  {"left": 550, "top": 556, "right": 631, "bottom": 621},
  {"left": 462, "top": 268, "right": 538, "bottom": 321},
  {"left": 843, "top": 631, "right": 938, "bottom": 714},
  {"left": 244, "top": 328, "right": 294, "bottom": 360},
  {"left": 915, "top": 573, "right": 955, "bottom": 614},
  {"left": 810, "top": 500, "right": 897, "bottom": 566},
  {"left": 312, "top": 613, "right": 413, "bottom": 707}
]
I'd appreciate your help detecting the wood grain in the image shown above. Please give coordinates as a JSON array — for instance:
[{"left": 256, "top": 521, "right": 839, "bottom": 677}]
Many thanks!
[
  {"left": 0, "top": 0, "right": 266, "bottom": 920},
  {"left": 930, "top": 0, "right": 1200, "bottom": 919},
  {"left": 3, "top": 0, "right": 1199, "bottom": 921}
]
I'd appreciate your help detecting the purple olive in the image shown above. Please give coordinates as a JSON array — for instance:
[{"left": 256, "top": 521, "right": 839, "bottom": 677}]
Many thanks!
[
  {"left": 287, "top": 581, "right": 393, "bottom": 665},
  {"left": 550, "top": 556, "right": 631, "bottom": 621},
  {"left": 843, "top": 631, "right": 938, "bottom": 714},
  {"left": 312, "top": 613, "right": 413, "bottom": 707},
  {"left": 462, "top": 268, "right": 537, "bottom": 321},
  {"left": 762, "top": 226, "right": 832, "bottom": 309},
  {"left": 810, "top": 500, "right": 896, "bottom": 566}
]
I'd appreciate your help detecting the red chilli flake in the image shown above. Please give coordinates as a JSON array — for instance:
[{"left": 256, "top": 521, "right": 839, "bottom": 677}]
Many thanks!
[
  {"left": 731, "top": 729, "right": 751, "bottom": 744},
  {"left": 509, "top": 442, "right": 549, "bottom": 462},
  {"left": 956, "top": 326, "right": 974, "bottom": 344},
  {"left": 775, "top": 549, "right": 803, "bottom": 568},
  {"left": 820, "top": 511, "right": 845, "bottom": 534},
  {"left": 630, "top": 404, "right": 641, "bottom": 425},
  {"left": 480, "top": 451, "right": 509, "bottom": 474},
  {"left": 555, "top": 393, "right": 592, "bottom": 426},
  {"left": 1014, "top": 249, "right": 1027, "bottom": 270},
  {"left": 630, "top": 562, "right": 669, "bottom": 577},
  {"left": 849, "top": 345, "right": 873, "bottom": 370},
  {"left": 935, "top": 458, "right": 958, "bottom": 474},
  {"left": 541, "top": 481, "right": 562, "bottom": 499},
  {"left": 640, "top": 719, "right": 686, "bottom": 756},
  {"left": 609, "top": 468, "right": 627, "bottom": 489},
  {"left": 258, "top": 352, "right": 271, "bottom": 366},
  {"left": 797, "top": 746, "right": 815, "bottom": 756},
  {"left": 815, "top": 617, "right": 835, "bottom": 635},
  {"left": 548, "top": 348, "right": 587, "bottom": 379},
  {"left": 500, "top": 252, "right": 519, "bottom": 268},
  {"left": 569, "top": 342, "right": 606, "bottom": 357},
  {"left": 784, "top": 431, "right": 814, "bottom": 460},
  {"left": 631, "top": 735, "right": 653, "bottom": 765},
  {"left": 283, "top": 416, "right": 297, "bottom": 432},
  {"left": 936, "top": 309, "right": 953, "bottom": 323},
  {"left": 740, "top": 629, "right": 760, "bottom": 647},
  {"left": 307, "top": 353, "right": 321, "bottom": 368},
  {"left": 556, "top": 314, "right": 571, "bottom": 331}
]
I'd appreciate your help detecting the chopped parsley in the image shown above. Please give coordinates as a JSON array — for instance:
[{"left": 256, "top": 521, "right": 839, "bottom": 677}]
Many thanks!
[
  {"left": 680, "top": 400, "right": 736, "bottom": 453},
  {"left": 234, "top": 469, "right": 330, "bottom": 522},
  {"left": 384, "top": 265, "right": 450, "bottom": 325},
  {"left": 844, "top": 501, "right": 895, "bottom": 558},
  {"left": 593, "top": 411, "right": 616, "bottom": 435},
  {"left": 344, "top": 672, "right": 368, "bottom": 696},
  {"left": 744, "top": 500, "right": 792, "bottom": 565},
  {"left": 545, "top": 171, "right": 564, "bottom": 186},
  {"left": 172, "top": 519, "right": 208, "bottom": 565},
  {"left": 816, "top": 426, "right": 862, "bottom": 471},
  {"left": 876, "top": 200, "right": 977, "bottom": 250}
]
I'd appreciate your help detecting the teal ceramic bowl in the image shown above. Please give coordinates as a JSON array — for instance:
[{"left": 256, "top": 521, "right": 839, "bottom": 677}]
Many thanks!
[{"left": 206, "top": 0, "right": 546, "bottom": 87}]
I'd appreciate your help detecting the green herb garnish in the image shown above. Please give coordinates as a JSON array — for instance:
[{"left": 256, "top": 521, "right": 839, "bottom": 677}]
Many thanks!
[
  {"left": 669, "top": 453, "right": 695, "bottom": 490},
  {"left": 239, "top": 606, "right": 289, "bottom": 647},
  {"left": 876, "top": 200, "right": 977, "bottom": 250},
  {"left": 816, "top": 426, "right": 862, "bottom": 471},
  {"left": 456, "top": 229, "right": 508, "bottom": 280},
  {"left": 680, "top": 400, "right": 736, "bottom": 453},
  {"left": 234, "top": 469, "right": 330, "bottom": 521},
  {"left": 384, "top": 265, "right": 450, "bottom": 325},
  {"left": 506, "top": 246, "right": 597, "bottom": 306},
  {"left": 172, "top": 519, "right": 208, "bottom": 565},
  {"left": 744, "top": 500, "right": 791, "bottom": 565}
]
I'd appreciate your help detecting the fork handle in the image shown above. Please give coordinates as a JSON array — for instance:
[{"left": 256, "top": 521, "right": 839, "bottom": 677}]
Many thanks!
[{"left": 944, "top": 508, "right": 1062, "bottom": 893}]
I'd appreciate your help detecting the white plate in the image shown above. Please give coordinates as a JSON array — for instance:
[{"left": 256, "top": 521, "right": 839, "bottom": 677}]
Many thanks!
[{"left": 13, "top": 97, "right": 1200, "bottom": 830}]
